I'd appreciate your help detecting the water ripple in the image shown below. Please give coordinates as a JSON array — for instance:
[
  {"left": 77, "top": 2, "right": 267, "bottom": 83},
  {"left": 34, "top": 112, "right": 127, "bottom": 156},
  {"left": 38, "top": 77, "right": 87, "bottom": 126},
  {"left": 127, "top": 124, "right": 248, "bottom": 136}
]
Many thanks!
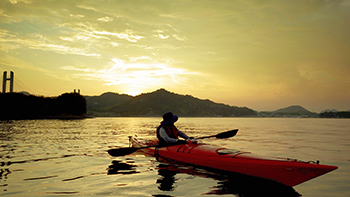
[{"left": 23, "top": 175, "right": 58, "bottom": 181}]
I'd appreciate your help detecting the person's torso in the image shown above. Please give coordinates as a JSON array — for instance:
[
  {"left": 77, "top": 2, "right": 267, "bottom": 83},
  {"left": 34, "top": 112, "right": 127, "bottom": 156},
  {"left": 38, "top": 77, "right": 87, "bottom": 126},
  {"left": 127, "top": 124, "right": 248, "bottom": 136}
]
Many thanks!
[{"left": 156, "top": 125, "right": 179, "bottom": 143}]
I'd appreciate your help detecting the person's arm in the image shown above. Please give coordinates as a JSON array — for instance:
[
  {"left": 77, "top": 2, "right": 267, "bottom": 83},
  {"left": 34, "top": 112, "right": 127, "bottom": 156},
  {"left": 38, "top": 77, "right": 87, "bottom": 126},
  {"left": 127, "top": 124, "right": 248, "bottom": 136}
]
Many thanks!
[
  {"left": 178, "top": 129, "right": 197, "bottom": 144},
  {"left": 159, "top": 127, "right": 178, "bottom": 143},
  {"left": 177, "top": 129, "right": 189, "bottom": 140}
]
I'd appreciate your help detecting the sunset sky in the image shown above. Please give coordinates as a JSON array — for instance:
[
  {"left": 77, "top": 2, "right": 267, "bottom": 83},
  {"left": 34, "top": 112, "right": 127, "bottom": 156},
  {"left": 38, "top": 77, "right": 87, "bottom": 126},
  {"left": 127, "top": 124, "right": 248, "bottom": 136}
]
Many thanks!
[{"left": 1, "top": 0, "right": 349, "bottom": 112}]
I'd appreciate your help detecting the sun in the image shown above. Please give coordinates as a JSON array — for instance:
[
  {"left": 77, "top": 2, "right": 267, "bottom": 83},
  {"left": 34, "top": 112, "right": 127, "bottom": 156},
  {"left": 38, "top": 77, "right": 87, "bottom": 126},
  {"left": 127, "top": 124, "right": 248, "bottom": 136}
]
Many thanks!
[
  {"left": 99, "top": 58, "right": 200, "bottom": 97},
  {"left": 126, "top": 90, "right": 141, "bottom": 96},
  {"left": 123, "top": 88, "right": 143, "bottom": 96}
]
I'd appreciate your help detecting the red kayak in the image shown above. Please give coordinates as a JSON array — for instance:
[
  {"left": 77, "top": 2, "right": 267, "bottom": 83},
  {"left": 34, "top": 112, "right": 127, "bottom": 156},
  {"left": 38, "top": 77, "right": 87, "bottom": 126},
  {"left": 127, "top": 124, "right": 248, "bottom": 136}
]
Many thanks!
[{"left": 129, "top": 136, "right": 337, "bottom": 187}]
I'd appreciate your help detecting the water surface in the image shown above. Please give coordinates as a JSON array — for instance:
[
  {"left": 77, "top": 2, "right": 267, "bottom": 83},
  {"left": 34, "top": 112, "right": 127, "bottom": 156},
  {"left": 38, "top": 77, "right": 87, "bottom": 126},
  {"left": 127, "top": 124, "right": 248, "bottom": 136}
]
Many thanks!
[{"left": 1, "top": 118, "right": 349, "bottom": 196}]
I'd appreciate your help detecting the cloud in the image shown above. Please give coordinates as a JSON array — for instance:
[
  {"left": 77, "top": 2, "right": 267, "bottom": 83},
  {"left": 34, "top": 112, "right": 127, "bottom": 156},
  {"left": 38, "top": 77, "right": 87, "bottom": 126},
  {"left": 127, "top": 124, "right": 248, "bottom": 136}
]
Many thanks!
[
  {"left": 0, "top": 30, "right": 101, "bottom": 57},
  {"left": 32, "top": 43, "right": 100, "bottom": 57},
  {"left": 93, "top": 30, "right": 143, "bottom": 42},
  {"left": 97, "top": 16, "right": 114, "bottom": 22},
  {"left": 70, "top": 14, "right": 85, "bottom": 18},
  {"left": 8, "top": 0, "right": 33, "bottom": 5},
  {"left": 340, "top": 0, "right": 350, "bottom": 6},
  {"left": 60, "top": 58, "right": 203, "bottom": 94},
  {"left": 0, "top": 53, "right": 46, "bottom": 72},
  {"left": 60, "top": 65, "right": 91, "bottom": 72},
  {"left": 154, "top": 30, "right": 169, "bottom": 39},
  {"left": 0, "top": 53, "right": 72, "bottom": 81},
  {"left": 128, "top": 56, "right": 152, "bottom": 62}
]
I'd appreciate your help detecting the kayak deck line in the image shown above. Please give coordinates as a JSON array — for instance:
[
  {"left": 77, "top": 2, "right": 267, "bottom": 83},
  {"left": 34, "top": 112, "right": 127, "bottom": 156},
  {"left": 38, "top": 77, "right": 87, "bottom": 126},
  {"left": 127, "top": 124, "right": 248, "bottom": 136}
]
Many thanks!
[
  {"left": 129, "top": 136, "right": 338, "bottom": 187},
  {"left": 174, "top": 143, "right": 322, "bottom": 164}
]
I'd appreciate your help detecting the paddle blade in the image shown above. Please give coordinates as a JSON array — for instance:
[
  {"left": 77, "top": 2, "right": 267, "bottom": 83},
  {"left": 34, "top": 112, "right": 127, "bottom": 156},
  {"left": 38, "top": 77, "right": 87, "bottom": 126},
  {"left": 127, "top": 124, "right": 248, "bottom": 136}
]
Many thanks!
[
  {"left": 108, "top": 147, "right": 139, "bottom": 157},
  {"left": 215, "top": 129, "right": 238, "bottom": 139}
]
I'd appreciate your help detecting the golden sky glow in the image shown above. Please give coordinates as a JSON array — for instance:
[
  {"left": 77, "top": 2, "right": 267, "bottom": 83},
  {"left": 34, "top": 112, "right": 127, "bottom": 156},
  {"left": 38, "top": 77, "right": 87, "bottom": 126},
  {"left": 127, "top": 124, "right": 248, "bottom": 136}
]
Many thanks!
[{"left": 1, "top": 0, "right": 350, "bottom": 112}]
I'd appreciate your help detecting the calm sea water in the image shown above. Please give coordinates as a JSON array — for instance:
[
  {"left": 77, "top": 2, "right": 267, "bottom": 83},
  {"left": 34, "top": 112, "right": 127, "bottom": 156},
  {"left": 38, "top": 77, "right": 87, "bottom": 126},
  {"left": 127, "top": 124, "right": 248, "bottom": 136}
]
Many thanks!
[{"left": 0, "top": 117, "right": 349, "bottom": 197}]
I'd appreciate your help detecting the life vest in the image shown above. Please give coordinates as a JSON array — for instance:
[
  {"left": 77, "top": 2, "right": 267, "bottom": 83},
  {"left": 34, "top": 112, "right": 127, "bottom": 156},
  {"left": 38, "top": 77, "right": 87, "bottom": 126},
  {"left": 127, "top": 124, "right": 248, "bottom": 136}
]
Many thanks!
[{"left": 156, "top": 124, "right": 179, "bottom": 144}]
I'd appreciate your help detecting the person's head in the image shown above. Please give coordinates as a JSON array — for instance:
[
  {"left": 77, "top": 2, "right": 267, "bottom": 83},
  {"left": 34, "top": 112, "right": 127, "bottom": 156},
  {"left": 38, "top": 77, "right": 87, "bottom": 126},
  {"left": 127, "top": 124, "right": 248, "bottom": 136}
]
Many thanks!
[{"left": 161, "top": 112, "right": 178, "bottom": 125}]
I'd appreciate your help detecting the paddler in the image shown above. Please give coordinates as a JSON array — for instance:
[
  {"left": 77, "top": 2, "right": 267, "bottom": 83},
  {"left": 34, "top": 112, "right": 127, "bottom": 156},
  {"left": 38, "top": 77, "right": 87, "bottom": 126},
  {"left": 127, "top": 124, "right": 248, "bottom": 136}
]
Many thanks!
[{"left": 157, "top": 112, "right": 196, "bottom": 145}]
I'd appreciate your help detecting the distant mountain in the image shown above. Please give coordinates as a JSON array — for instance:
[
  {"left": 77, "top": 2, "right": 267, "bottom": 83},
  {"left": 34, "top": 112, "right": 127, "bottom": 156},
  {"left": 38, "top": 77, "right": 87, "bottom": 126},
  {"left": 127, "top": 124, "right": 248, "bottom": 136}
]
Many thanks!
[
  {"left": 320, "top": 109, "right": 339, "bottom": 113},
  {"left": 273, "top": 105, "right": 310, "bottom": 113},
  {"left": 319, "top": 111, "right": 350, "bottom": 118},
  {"left": 85, "top": 89, "right": 257, "bottom": 117},
  {"left": 258, "top": 105, "right": 318, "bottom": 118},
  {"left": 85, "top": 92, "right": 132, "bottom": 110}
]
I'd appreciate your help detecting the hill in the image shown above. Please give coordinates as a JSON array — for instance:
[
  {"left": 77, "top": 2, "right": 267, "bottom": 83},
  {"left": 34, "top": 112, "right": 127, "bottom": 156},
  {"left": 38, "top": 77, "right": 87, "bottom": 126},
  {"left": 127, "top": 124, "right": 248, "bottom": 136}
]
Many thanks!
[
  {"left": 85, "top": 89, "right": 257, "bottom": 117},
  {"left": 274, "top": 105, "right": 310, "bottom": 113},
  {"left": 258, "top": 105, "right": 318, "bottom": 118},
  {"left": 85, "top": 92, "right": 132, "bottom": 110}
]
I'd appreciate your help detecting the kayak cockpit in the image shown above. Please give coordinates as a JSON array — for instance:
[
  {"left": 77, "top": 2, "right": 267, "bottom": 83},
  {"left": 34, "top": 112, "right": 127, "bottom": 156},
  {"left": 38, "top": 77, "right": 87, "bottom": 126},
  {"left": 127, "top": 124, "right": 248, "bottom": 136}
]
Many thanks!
[{"left": 217, "top": 148, "right": 241, "bottom": 155}]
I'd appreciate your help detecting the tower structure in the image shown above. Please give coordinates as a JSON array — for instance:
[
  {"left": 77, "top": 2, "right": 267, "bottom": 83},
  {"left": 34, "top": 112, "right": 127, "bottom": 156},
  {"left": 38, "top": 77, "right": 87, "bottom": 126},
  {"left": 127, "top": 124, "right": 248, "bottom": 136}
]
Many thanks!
[{"left": 2, "top": 71, "right": 14, "bottom": 93}]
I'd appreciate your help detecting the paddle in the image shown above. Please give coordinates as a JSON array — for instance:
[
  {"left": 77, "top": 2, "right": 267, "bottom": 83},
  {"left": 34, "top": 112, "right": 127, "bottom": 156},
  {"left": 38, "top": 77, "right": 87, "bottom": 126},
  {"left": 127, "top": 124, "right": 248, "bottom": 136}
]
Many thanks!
[
  {"left": 108, "top": 129, "right": 238, "bottom": 157},
  {"left": 196, "top": 129, "right": 239, "bottom": 139}
]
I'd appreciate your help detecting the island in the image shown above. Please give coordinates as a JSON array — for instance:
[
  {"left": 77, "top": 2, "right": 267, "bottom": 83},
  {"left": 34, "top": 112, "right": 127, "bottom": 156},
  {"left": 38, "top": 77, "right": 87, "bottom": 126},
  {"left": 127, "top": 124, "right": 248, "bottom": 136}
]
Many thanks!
[{"left": 0, "top": 92, "right": 86, "bottom": 120}]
